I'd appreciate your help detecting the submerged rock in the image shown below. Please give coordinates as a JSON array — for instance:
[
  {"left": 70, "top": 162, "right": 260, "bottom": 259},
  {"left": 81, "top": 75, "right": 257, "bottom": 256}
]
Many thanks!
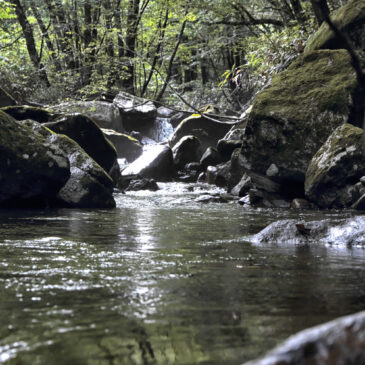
[
  {"left": 122, "top": 145, "right": 174, "bottom": 181},
  {"left": 305, "top": 0, "right": 365, "bottom": 52},
  {"left": 244, "top": 311, "right": 365, "bottom": 365},
  {"left": 240, "top": 50, "right": 364, "bottom": 195},
  {"left": 125, "top": 178, "right": 159, "bottom": 192},
  {"left": 251, "top": 216, "right": 365, "bottom": 246},
  {"left": 305, "top": 124, "right": 365, "bottom": 208}
]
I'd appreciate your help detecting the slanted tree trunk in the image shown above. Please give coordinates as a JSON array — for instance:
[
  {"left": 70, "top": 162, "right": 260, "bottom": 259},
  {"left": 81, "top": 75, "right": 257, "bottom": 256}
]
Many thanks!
[
  {"left": 310, "top": 0, "right": 330, "bottom": 26},
  {"left": 11, "top": 0, "right": 50, "bottom": 86}
]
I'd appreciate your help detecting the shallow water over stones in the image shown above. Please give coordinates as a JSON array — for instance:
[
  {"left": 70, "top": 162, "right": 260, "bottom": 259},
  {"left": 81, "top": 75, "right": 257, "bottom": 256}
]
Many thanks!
[{"left": 0, "top": 182, "right": 365, "bottom": 364}]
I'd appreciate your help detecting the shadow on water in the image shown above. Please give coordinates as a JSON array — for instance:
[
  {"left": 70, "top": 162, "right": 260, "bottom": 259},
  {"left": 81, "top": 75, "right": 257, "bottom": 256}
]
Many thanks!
[{"left": 0, "top": 183, "right": 365, "bottom": 364}]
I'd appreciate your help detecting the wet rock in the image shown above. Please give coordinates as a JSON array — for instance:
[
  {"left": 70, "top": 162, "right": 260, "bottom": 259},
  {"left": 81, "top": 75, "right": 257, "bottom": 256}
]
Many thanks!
[
  {"left": 200, "top": 147, "right": 222, "bottom": 170},
  {"left": 102, "top": 129, "right": 143, "bottom": 162},
  {"left": 231, "top": 173, "right": 253, "bottom": 197},
  {"left": 172, "top": 135, "right": 202, "bottom": 169},
  {"left": 248, "top": 188, "right": 291, "bottom": 208},
  {"left": 1, "top": 105, "right": 59, "bottom": 123},
  {"left": 0, "top": 111, "right": 70, "bottom": 207},
  {"left": 205, "top": 162, "right": 231, "bottom": 187},
  {"left": 290, "top": 198, "right": 312, "bottom": 209},
  {"left": 305, "top": 0, "right": 365, "bottom": 52},
  {"left": 48, "top": 101, "right": 123, "bottom": 132},
  {"left": 169, "top": 111, "right": 190, "bottom": 128},
  {"left": 44, "top": 114, "right": 118, "bottom": 176},
  {"left": 113, "top": 92, "right": 157, "bottom": 132},
  {"left": 251, "top": 216, "right": 365, "bottom": 246},
  {"left": 0, "top": 87, "right": 16, "bottom": 107},
  {"left": 240, "top": 50, "right": 364, "bottom": 195},
  {"left": 125, "top": 178, "right": 159, "bottom": 191},
  {"left": 305, "top": 124, "right": 365, "bottom": 208},
  {"left": 223, "top": 128, "right": 245, "bottom": 141},
  {"left": 244, "top": 311, "right": 365, "bottom": 365},
  {"left": 122, "top": 145, "right": 174, "bottom": 181},
  {"left": 157, "top": 106, "right": 174, "bottom": 118},
  {"left": 217, "top": 139, "right": 242, "bottom": 161},
  {"left": 25, "top": 120, "right": 115, "bottom": 208},
  {"left": 195, "top": 194, "right": 227, "bottom": 203},
  {"left": 170, "top": 112, "right": 231, "bottom": 151}
]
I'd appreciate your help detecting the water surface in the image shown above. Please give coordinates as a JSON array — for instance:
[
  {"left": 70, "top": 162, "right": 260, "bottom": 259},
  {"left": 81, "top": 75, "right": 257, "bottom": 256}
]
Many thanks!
[{"left": 1, "top": 183, "right": 365, "bottom": 364}]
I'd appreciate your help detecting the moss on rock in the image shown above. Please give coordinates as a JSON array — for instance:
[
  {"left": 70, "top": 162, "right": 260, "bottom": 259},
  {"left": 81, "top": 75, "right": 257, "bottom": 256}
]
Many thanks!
[
  {"left": 241, "top": 49, "right": 364, "bottom": 185},
  {"left": 305, "top": 123, "right": 365, "bottom": 208},
  {"left": 305, "top": 0, "right": 365, "bottom": 52},
  {"left": 1, "top": 105, "right": 60, "bottom": 123}
]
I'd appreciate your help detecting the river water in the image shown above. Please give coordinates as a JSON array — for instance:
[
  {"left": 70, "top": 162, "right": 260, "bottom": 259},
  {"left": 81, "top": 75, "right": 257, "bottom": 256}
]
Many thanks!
[{"left": 1, "top": 182, "right": 365, "bottom": 364}]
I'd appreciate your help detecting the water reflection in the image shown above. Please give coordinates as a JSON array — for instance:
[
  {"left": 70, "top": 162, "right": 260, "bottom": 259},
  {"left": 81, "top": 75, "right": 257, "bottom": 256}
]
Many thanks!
[{"left": 0, "top": 183, "right": 365, "bottom": 364}]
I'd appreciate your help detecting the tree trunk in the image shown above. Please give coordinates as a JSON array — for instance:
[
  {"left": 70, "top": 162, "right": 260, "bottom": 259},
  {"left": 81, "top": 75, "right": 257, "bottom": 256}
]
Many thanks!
[
  {"left": 11, "top": 0, "right": 50, "bottom": 86},
  {"left": 310, "top": 0, "right": 330, "bottom": 26}
]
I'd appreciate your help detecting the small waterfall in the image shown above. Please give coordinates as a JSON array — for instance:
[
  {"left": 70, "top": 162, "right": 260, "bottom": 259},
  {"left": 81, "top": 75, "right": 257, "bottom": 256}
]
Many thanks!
[{"left": 145, "top": 117, "right": 174, "bottom": 143}]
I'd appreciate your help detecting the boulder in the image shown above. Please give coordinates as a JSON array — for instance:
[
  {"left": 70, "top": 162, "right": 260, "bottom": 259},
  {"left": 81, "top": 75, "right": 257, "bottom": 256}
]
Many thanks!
[
  {"left": 244, "top": 311, "right": 365, "bottom": 365},
  {"left": 305, "top": 124, "right": 365, "bottom": 208},
  {"left": 205, "top": 162, "right": 231, "bottom": 187},
  {"left": 101, "top": 129, "right": 143, "bottom": 162},
  {"left": 44, "top": 114, "right": 118, "bottom": 180},
  {"left": 170, "top": 113, "right": 232, "bottom": 151},
  {"left": 122, "top": 145, "right": 174, "bottom": 181},
  {"left": 48, "top": 101, "right": 123, "bottom": 132},
  {"left": 24, "top": 120, "right": 115, "bottom": 208},
  {"left": 1, "top": 105, "right": 59, "bottom": 123},
  {"left": 0, "top": 87, "right": 16, "bottom": 107},
  {"left": 0, "top": 111, "right": 70, "bottom": 207},
  {"left": 251, "top": 216, "right": 365, "bottom": 246},
  {"left": 305, "top": 0, "right": 365, "bottom": 52},
  {"left": 217, "top": 138, "right": 242, "bottom": 161},
  {"left": 240, "top": 49, "right": 364, "bottom": 193},
  {"left": 113, "top": 92, "right": 157, "bottom": 132},
  {"left": 125, "top": 178, "right": 159, "bottom": 192},
  {"left": 172, "top": 135, "right": 202, "bottom": 169},
  {"left": 169, "top": 111, "right": 190, "bottom": 128},
  {"left": 200, "top": 147, "right": 222, "bottom": 170}
]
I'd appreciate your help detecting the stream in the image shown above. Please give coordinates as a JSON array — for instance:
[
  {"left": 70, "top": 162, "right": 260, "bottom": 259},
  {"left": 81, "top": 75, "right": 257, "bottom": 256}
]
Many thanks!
[{"left": 1, "top": 182, "right": 365, "bottom": 364}]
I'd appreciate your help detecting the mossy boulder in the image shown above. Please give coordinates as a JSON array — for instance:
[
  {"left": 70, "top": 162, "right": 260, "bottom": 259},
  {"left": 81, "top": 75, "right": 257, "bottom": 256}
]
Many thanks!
[
  {"left": 44, "top": 114, "right": 118, "bottom": 176},
  {"left": 25, "top": 120, "right": 115, "bottom": 208},
  {"left": 48, "top": 101, "right": 123, "bottom": 132},
  {"left": 1, "top": 105, "right": 60, "bottom": 123},
  {"left": 240, "top": 49, "right": 364, "bottom": 190},
  {"left": 305, "top": 0, "right": 365, "bottom": 52},
  {"left": 0, "top": 111, "right": 70, "bottom": 207},
  {"left": 102, "top": 128, "right": 143, "bottom": 162},
  {"left": 170, "top": 113, "right": 231, "bottom": 151},
  {"left": 305, "top": 123, "right": 365, "bottom": 208},
  {"left": 0, "top": 87, "right": 16, "bottom": 107}
]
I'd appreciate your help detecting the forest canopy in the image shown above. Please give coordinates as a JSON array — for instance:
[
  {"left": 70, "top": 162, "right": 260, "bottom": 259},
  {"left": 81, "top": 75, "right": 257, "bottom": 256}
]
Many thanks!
[{"left": 0, "top": 0, "right": 350, "bottom": 110}]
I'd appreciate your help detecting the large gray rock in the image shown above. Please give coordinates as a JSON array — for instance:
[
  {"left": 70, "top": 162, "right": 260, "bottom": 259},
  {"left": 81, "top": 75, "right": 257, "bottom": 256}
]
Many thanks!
[
  {"left": 44, "top": 114, "right": 118, "bottom": 176},
  {"left": 113, "top": 92, "right": 157, "bottom": 132},
  {"left": 251, "top": 216, "right": 365, "bottom": 246},
  {"left": 25, "top": 120, "right": 115, "bottom": 208},
  {"left": 305, "top": 0, "right": 365, "bottom": 52},
  {"left": 48, "top": 101, "right": 123, "bottom": 132},
  {"left": 172, "top": 135, "right": 202, "bottom": 169},
  {"left": 122, "top": 145, "right": 174, "bottom": 181},
  {"left": 0, "top": 111, "right": 70, "bottom": 207},
  {"left": 240, "top": 50, "right": 364, "bottom": 191},
  {"left": 1, "top": 105, "right": 59, "bottom": 123},
  {"left": 305, "top": 124, "right": 365, "bottom": 208},
  {"left": 243, "top": 311, "right": 365, "bottom": 365},
  {"left": 170, "top": 113, "right": 232, "bottom": 151},
  {"left": 101, "top": 129, "right": 143, "bottom": 162}
]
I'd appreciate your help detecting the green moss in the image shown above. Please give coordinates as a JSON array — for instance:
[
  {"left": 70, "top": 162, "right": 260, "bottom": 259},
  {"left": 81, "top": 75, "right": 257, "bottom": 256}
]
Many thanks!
[
  {"left": 0, "top": 105, "right": 59, "bottom": 123},
  {"left": 305, "top": 0, "right": 365, "bottom": 52}
]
